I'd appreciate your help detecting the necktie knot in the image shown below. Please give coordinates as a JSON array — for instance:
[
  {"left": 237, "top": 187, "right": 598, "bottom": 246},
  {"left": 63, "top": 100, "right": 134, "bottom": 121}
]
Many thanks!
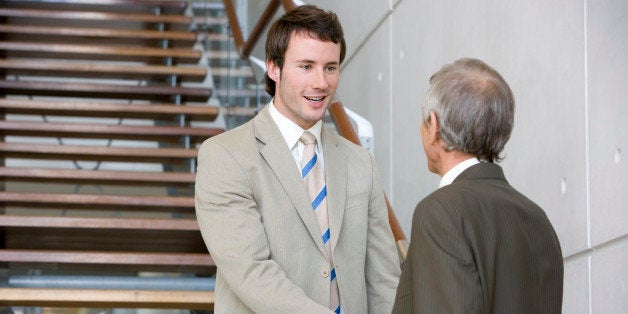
[{"left": 299, "top": 131, "right": 317, "bottom": 145}]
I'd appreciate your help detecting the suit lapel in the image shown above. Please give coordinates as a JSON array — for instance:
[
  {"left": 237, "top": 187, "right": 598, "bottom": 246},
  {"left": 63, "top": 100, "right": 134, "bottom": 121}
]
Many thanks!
[
  {"left": 322, "top": 127, "right": 347, "bottom": 253},
  {"left": 254, "top": 107, "right": 328, "bottom": 256}
]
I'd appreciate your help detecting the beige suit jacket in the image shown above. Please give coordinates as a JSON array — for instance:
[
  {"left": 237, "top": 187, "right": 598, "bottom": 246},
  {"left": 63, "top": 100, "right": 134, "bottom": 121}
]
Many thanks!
[{"left": 195, "top": 106, "right": 400, "bottom": 313}]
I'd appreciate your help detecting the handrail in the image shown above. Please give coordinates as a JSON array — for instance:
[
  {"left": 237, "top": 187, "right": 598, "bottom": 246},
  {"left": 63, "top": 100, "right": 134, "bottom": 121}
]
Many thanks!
[
  {"left": 241, "top": 0, "right": 280, "bottom": 58},
  {"left": 223, "top": 0, "right": 296, "bottom": 58},
  {"left": 222, "top": 0, "right": 244, "bottom": 52},
  {"left": 329, "top": 101, "right": 408, "bottom": 262}
]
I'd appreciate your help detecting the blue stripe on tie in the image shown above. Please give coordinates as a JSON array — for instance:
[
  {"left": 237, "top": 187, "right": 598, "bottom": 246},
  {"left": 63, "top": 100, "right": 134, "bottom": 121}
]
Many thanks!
[
  {"left": 322, "top": 228, "right": 330, "bottom": 244},
  {"left": 334, "top": 306, "right": 340, "bottom": 314},
  {"left": 311, "top": 185, "right": 327, "bottom": 210},
  {"left": 330, "top": 267, "right": 336, "bottom": 281},
  {"left": 301, "top": 153, "right": 317, "bottom": 178}
]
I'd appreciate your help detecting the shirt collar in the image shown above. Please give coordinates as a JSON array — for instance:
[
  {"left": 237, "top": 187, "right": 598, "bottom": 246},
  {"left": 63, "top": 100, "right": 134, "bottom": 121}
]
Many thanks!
[
  {"left": 268, "top": 100, "right": 323, "bottom": 150},
  {"left": 439, "top": 157, "right": 480, "bottom": 188}
]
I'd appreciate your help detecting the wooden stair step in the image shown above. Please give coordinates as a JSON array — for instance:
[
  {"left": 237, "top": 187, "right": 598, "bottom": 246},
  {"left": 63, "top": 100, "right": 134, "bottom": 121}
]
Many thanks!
[
  {"left": 193, "top": 15, "right": 228, "bottom": 27},
  {"left": 0, "top": 166, "right": 195, "bottom": 185},
  {"left": 0, "top": 142, "right": 197, "bottom": 162},
  {"left": 0, "top": 120, "right": 222, "bottom": 142},
  {"left": 190, "top": 1, "right": 224, "bottom": 10},
  {"left": 0, "top": 191, "right": 194, "bottom": 210},
  {"left": 0, "top": 249, "right": 213, "bottom": 267},
  {"left": 211, "top": 66, "right": 254, "bottom": 77},
  {"left": 0, "top": 288, "right": 213, "bottom": 309},
  {"left": 216, "top": 88, "right": 259, "bottom": 98},
  {"left": 1, "top": 215, "right": 206, "bottom": 254},
  {"left": 0, "top": 214, "right": 199, "bottom": 230},
  {"left": 0, "top": 25, "right": 197, "bottom": 42},
  {"left": 196, "top": 32, "right": 230, "bottom": 42},
  {"left": 0, "top": 99, "right": 219, "bottom": 121},
  {"left": 0, "top": 8, "right": 192, "bottom": 24},
  {"left": 0, "top": 80, "right": 212, "bottom": 101},
  {"left": 0, "top": 41, "right": 202, "bottom": 61},
  {"left": 206, "top": 49, "right": 239, "bottom": 60},
  {"left": 0, "top": 59, "right": 207, "bottom": 80}
]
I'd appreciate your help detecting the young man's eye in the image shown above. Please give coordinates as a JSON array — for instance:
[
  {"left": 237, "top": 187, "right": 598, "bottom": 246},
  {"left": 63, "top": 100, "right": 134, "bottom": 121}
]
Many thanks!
[
  {"left": 300, "top": 65, "right": 311, "bottom": 70},
  {"left": 325, "top": 66, "right": 337, "bottom": 72}
]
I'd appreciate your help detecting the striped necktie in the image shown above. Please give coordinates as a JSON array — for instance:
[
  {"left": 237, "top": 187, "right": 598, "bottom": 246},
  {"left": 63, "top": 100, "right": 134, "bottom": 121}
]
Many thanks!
[{"left": 299, "top": 131, "right": 340, "bottom": 314}]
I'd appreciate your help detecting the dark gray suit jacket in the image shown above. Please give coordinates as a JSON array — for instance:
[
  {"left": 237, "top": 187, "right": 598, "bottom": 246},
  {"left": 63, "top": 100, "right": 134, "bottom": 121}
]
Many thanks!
[{"left": 392, "top": 162, "right": 563, "bottom": 313}]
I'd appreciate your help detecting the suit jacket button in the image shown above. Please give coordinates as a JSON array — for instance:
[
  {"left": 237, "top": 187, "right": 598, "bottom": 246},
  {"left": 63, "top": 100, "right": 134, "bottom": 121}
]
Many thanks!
[{"left": 322, "top": 269, "right": 329, "bottom": 278}]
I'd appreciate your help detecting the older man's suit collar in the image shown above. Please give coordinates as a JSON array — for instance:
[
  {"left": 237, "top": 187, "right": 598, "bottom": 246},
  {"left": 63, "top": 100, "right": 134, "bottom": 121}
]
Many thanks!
[
  {"left": 454, "top": 162, "right": 507, "bottom": 182},
  {"left": 253, "top": 106, "right": 346, "bottom": 256}
]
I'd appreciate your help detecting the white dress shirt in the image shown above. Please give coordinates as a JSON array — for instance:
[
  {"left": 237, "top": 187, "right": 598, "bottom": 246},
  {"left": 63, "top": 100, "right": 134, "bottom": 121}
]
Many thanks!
[
  {"left": 268, "top": 101, "right": 324, "bottom": 173},
  {"left": 439, "top": 157, "right": 480, "bottom": 188}
]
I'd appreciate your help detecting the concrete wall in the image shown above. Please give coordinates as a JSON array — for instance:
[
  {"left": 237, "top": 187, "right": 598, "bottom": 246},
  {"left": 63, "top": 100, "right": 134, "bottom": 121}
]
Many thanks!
[{"left": 264, "top": 0, "right": 627, "bottom": 312}]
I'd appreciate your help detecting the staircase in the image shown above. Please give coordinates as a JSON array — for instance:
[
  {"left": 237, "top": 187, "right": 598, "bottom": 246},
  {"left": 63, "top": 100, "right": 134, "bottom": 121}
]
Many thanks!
[
  {"left": 190, "top": 0, "right": 271, "bottom": 129},
  {"left": 0, "top": 0, "right": 226, "bottom": 310}
]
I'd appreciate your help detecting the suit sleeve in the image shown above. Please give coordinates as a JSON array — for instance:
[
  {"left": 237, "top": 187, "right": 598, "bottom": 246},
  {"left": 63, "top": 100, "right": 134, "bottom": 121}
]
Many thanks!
[
  {"left": 365, "top": 153, "right": 402, "bottom": 314},
  {"left": 195, "top": 140, "right": 333, "bottom": 314},
  {"left": 406, "top": 197, "right": 482, "bottom": 313}
]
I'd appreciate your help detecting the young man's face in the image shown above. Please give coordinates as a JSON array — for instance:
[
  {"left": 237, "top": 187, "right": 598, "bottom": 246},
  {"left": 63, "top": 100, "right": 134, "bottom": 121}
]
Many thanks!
[{"left": 267, "top": 32, "right": 341, "bottom": 130}]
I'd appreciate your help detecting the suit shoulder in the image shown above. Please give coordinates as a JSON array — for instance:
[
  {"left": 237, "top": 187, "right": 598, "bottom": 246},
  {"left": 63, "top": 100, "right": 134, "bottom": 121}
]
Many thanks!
[
  {"left": 413, "top": 187, "right": 470, "bottom": 226},
  {"left": 198, "top": 121, "right": 257, "bottom": 160},
  {"left": 200, "top": 121, "right": 254, "bottom": 148}
]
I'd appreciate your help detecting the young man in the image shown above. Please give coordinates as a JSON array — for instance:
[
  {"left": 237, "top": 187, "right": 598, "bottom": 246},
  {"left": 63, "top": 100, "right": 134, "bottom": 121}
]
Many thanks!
[
  {"left": 195, "top": 5, "right": 400, "bottom": 313},
  {"left": 392, "top": 58, "right": 563, "bottom": 313}
]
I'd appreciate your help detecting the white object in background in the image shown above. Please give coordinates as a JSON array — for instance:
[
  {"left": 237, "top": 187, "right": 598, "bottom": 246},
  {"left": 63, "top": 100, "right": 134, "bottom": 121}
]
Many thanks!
[
  {"left": 249, "top": 55, "right": 266, "bottom": 71},
  {"left": 342, "top": 107, "right": 375, "bottom": 155}
]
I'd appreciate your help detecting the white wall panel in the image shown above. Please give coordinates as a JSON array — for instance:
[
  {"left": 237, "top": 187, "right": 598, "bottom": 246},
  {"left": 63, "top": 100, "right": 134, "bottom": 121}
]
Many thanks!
[
  {"left": 335, "top": 19, "right": 393, "bottom": 196},
  {"left": 563, "top": 256, "right": 590, "bottom": 314},
  {"left": 493, "top": 1, "right": 588, "bottom": 257},
  {"left": 391, "top": 0, "right": 442, "bottom": 237},
  {"left": 587, "top": 0, "right": 628, "bottom": 246},
  {"left": 591, "top": 239, "right": 628, "bottom": 313},
  {"left": 310, "top": 1, "right": 390, "bottom": 62},
  {"left": 284, "top": 0, "right": 628, "bottom": 309},
  {"left": 390, "top": 0, "right": 588, "bottom": 251}
]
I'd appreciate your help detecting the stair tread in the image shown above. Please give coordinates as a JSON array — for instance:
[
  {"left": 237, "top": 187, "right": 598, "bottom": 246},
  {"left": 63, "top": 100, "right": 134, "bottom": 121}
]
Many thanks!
[
  {"left": 216, "top": 88, "right": 260, "bottom": 97},
  {"left": 0, "top": 8, "right": 192, "bottom": 24},
  {"left": 0, "top": 214, "right": 199, "bottom": 230},
  {"left": 192, "top": 15, "right": 228, "bottom": 26},
  {"left": 0, "top": 249, "right": 213, "bottom": 266},
  {"left": 0, "top": 59, "right": 207, "bottom": 80},
  {"left": 0, "top": 25, "right": 197, "bottom": 41},
  {"left": 0, "top": 288, "right": 213, "bottom": 309},
  {"left": 0, "top": 41, "right": 202, "bottom": 59},
  {"left": 0, "top": 191, "right": 194, "bottom": 208},
  {"left": 0, "top": 166, "right": 195, "bottom": 184},
  {"left": 0, "top": 98, "right": 219, "bottom": 121},
  {"left": 0, "top": 142, "right": 198, "bottom": 160},
  {"left": 0, "top": 120, "right": 222, "bottom": 138},
  {"left": 0, "top": 79, "right": 212, "bottom": 101},
  {"left": 211, "top": 66, "right": 253, "bottom": 77}
]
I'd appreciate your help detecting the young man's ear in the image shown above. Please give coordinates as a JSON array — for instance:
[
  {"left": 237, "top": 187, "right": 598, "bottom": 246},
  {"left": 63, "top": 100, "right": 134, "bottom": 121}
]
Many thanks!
[{"left": 266, "top": 60, "right": 279, "bottom": 82}]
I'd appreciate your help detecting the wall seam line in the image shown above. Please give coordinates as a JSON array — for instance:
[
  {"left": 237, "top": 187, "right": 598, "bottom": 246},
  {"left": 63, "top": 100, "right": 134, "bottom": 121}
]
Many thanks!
[{"left": 583, "top": 1, "right": 592, "bottom": 313}]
